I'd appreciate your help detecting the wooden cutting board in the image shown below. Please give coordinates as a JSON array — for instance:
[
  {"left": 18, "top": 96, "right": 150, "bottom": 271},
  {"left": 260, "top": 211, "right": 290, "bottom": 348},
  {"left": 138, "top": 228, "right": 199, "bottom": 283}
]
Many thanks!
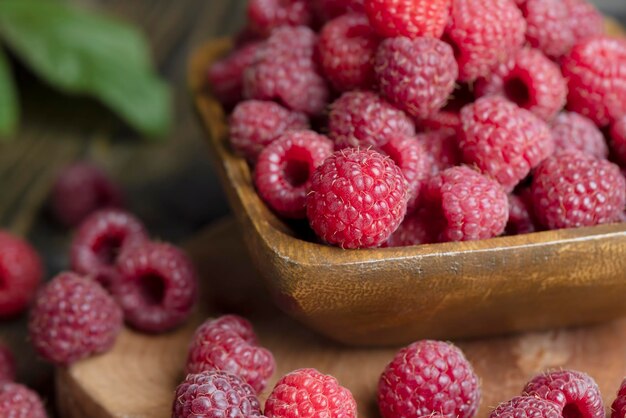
[{"left": 56, "top": 218, "right": 626, "bottom": 418}]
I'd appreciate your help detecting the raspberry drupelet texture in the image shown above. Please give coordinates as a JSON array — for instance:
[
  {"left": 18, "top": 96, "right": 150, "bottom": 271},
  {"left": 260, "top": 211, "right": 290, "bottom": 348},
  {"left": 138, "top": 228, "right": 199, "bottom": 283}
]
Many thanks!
[
  {"left": 459, "top": 96, "right": 554, "bottom": 192},
  {"left": 564, "top": 0, "right": 605, "bottom": 44},
  {"left": 364, "top": 0, "right": 451, "bottom": 39},
  {"left": 551, "top": 112, "right": 608, "bottom": 159},
  {"left": 306, "top": 149, "right": 409, "bottom": 249},
  {"left": 0, "top": 345, "right": 15, "bottom": 383},
  {"left": 254, "top": 130, "right": 333, "bottom": 218},
  {"left": 489, "top": 396, "right": 561, "bottom": 418},
  {"left": 417, "top": 130, "right": 461, "bottom": 175},
  {"left": 313, "top": 0, "right": 364, "bottom": 21},
  {"left": 247, "top": 0, "right": 313, "bottom": 36},
  {"left": 328, "top": 91, "right": 415, "bottom": 149},
  {"left": 610, "top": 116, "right": 626, "bottom": 167},
  {"left": 531, "top": 152, "right": 626, "bottom": 229},
  {"left": 112, "top": 241, "right": 198, "bottom": 333},
  {"left": 29, "top": 272, "right": 123, "bottom": 365},
  {"left": 186, "top": 315, "right": 275, "bottom": 393},
  {"left": 384, "top": 209, "right": 435, "bottom": 246},
  {"left": 611, "top": 378, "right": 626, "bottom": 418},
  {"left": 506, "top": 190, "right": 538, "bottom": 235},
  {"left": 265, "top": 368, "right": 357, "bottom": 418},
  {"left": 378, "top": 340, "right": 481, "bottom": 418},
  {"left": 522, "top": 0, "right": 575, "bottom": 59},
  {"left": 0, "top": 382, "right": 48, "bottom": 418},
  {"left": 375, "top": 36, "right": 458, "bottom": 119}
]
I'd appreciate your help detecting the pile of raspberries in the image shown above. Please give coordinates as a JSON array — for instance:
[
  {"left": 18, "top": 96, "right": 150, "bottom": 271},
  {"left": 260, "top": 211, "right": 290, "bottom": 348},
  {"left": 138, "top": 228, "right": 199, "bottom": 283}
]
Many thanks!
[{"left": 208, "top": 0, "right": 626, "bottom": 249}]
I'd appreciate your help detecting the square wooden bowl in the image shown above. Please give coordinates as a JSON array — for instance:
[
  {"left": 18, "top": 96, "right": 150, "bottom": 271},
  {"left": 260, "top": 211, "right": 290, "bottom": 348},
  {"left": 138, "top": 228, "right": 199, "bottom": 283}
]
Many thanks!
[{"left": 189, "top": 38, "right": 626, "bottom": 347}]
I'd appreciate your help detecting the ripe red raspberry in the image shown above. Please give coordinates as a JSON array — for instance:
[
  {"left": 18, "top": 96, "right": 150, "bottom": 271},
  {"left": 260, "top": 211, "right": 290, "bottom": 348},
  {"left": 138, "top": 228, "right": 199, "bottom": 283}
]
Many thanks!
[
  {"left": 0, "top": 383, "right": 47, "bottom": 418},
  {"left": 506, "top": 189, "right": 538, "bottom": 235},
  {"left": 265, "top": 368, "right": 356, "bottom": 418},
  {"left": 531, "top": 152, "right": 626, "bottom": 229},
  {"left": 247, "top": 0, "right": 313, "bottom": 36},
  {"left": 172, "top": 370, "right": 264, "bottom": 418},
  {"left": 317, "top": 13, "right": 380, "bottom": 91},
  {"left": 552, "top": 112, "right": 608, "bottom": 159},
  {"left": 445, "top": 0, "right": 526, "bottom": 82},
  {"left": 0, "top": 345, "right": 15, "bottom": 383},
  {"left": 611, "top": 378, "right": 626, "bottom": 418},
  {"left": 112, "top": 241, "right": 198, "bottom": 333},
  {"left": 378, "top": 340, "right": 480, "bottom": 418},
  {"left": 229, "top": 100, "right": 309, "bottom": 163},
  {"left": 375, "top": 36, "right": 457, "bottom": 119},
  {"left": 329, "top": 91, "right": 415, "bottom": 149},
  {"left": 384, "top": 209, "right": 435, "bottom": 246},
  {"left": 561, "top": 37, "right": 626, "bottom": 127},
  {"left": 490, "top": 396, "right": 561, "bottom": 418},
  {"left": 0, "top": 231, "right": 43, "bottom": 318},
  {"left": 313, "top": 0, "right": 364, "bottom": 21},
  {"left": 459, "top": 96, "right": 554, "bottom": 192},
  {"left": 186, "top": 315, "right": 275, "bottom": 393},
  {"left": 564, "top": 0, "right": 605, "bottom": 44},
  {"left": 417, "top": 130, "right": 461, "bottom": 175},
  {"left": 306, "top": 149, "right": 409, "bottom": 249},
  {"left": 29, "top": 272, "right": 123, "bottom": 365},
  {"left": 364, "top": 0, "right": 451, "bottom": 39},
  {"left": 51, "top": 161, "right": 124, "bottom": 227},
  {"left": 70, "top": 209, "right": 148, "bottom": 290},
  {"left": 522, "top": 0, "right": 575, "bottom": 59},
  {"left": 611, "top": 116, "right": 626, "bottom": 167}
]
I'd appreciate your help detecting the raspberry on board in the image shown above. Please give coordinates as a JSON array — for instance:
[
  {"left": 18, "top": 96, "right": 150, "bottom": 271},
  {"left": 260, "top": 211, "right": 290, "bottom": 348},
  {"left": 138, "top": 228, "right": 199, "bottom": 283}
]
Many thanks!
[
  {"left": 611, "top": 378, "right": 626, "bottom": 418},
  {"left": 383, "top": 208, "right": 436, "bottom": 246},
  {"left": 0, "top": 382, "right": 48, "bottom": 418},
  {"left": 506, "top": 189, "right": 538, "bottom": 235},
  {"left": 552, "top": 112, "right": 608, "bottom": 159},
  {"left": 417, "top": 130, "right": 461, "bottom": 175},
  {"left": 312, "top": 0, "right": 364, "bottom": 22},
  {"left": 0, "top": 345, "right": 15, "bottom": 383},
  {"left": 247, "top": 0, "right": 313, "bottom": 36},
  {"left": 522, "top": 0, "right": 575, "bottom": 58},
  {"left": 490, "top": 396, "right": 561, "bottom": 418},
  {"left": 610, "top": 116, "right": 626, "bottom": 167},
  {"left": 364, "top": 0, "right": 451, "bottom": 39}
]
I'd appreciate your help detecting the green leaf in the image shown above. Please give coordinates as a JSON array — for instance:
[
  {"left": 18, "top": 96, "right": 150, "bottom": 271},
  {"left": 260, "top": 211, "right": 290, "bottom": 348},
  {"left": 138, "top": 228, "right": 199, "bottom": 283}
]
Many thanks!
[
  {"left": 0, "top": 0, "right": 171, "bottom": 137},
  {"left": 0, "top": 48, "right": 18, "bottom": 139}
]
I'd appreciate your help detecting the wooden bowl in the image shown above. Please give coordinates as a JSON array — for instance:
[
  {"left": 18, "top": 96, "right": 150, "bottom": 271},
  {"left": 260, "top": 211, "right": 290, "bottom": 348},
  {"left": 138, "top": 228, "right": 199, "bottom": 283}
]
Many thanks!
[{"left": 189, "top": 38, "right": 626, "bottom": 347}]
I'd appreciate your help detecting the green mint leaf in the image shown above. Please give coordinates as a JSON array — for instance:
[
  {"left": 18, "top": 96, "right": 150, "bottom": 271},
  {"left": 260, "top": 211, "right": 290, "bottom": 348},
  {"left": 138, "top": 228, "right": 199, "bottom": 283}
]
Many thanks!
[{"left": 0, "top": 48, "right": 18, "bottom": 139}]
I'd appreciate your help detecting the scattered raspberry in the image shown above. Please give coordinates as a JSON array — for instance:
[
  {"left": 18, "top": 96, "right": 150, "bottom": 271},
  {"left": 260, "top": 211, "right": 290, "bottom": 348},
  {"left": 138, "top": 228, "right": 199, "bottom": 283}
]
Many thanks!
[
  {"left": 254, "top": 130, "right": 333, "bottom": 218},
  {"left": 384, "top": 209, "right": 435, "bottom": 246},
  {"left": 522, "top": 0, "right": 575, "bottom": 58},
  {"left": 551, "top": 112, "right": 608, "bottom": 158},
  {"left": 0, "top": 382, "right": 47, "bottom": 418},
  {"left": 112, "top": 241, "right": 198, "bottom": 333},
  {"left": 531, "top": 152, "right": 626, "bottom": 229},
  {"left": 564, "top": 0, "right": 605, "bottom": 44},
  {"left": 329, "top": 91, "right": 415, "bottom": 149},
  {"left": 610, "top": 116, "right": 626, "bottom": 167},
  {"left": 0, "top": 231, "right": 43, "bottom": 318},
  {"left": 417, "top": 130, "right": 461, "bottom": 175},
  {"left": 375, "top": 36, "right": 457, "bottom": 119},
  {"left": 29, "top": 272, "right": 123, "bottom": 365},
  {"left": 265, "top": 368, "right": 357, "bottom": 418},
  {"left": 364, "top": 0, "right": 451, "bottom": 39},
  {"left": 186, "top": 315, "right": 275, "bottom": 393},
  {"left": 378, "top": 340, "right": 480, "bottom": 418},
  {"left": 459, "top": 96, "right": 554, "bottom": 192},
  {"left": 313, "top": 0, "right": 364, "bottom": 21},
  {"left": 247, "top": 0, "right": 313, "bottom": 36},
  {"left": 611, "top": 378, "right": 626, "bottom": 418},
  {"left": 0, "top": 345, "right": 15, "bottom": 383},
  {"left": 506, "top": 189, "right": 538, "bottom": 235},
  {"left": 490, "top": 396, "right": 561, "bottom": 418}
]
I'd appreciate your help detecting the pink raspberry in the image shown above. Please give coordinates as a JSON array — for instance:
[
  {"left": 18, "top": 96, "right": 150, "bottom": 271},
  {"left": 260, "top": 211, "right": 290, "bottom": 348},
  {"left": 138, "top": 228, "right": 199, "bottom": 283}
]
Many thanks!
[
  {"left": 551, "top": 112, "right": 608, "bottom": 159},
  {"left": 247, "top": 0, "right": 313, "bottom": 36},
  {"left": 459, "top": 96, "right": 554, "bottom": 192},
  {"left": 307, "top": 149, "right": 409, "bottom": 249},
  {"left": 611, "top": 378, "right": 626, "bottom": 418},
  {"left": 329, "top": 91, "right": 415, "bottom": 149},
  {"left": 364, "top": 0, "right": 451, "bottom": 39},
  {"left": 561, "top": 36, "right": 626, "bottom": 127},
  {"left": 522, "top": 0, "right": 575, "bottom": 59},
  {"left": 611, "top": 116, "right": 626, "bottom": 167},
  {"left": 29, "top": 272, "right": 123, "bottom": 365},
  {"left": 417, "top": 130, "right": 461, "bottom": 175},
  {"left": 564, "top": 0, "right": 605, "bottom": 44},
  {"left": 0, "top": 383, "right": 47, "bottom": 418},
  {"left": 112, "top": 241, "right": 198, "bottom": 333},
  {"left": 378, "top": 340, "right": 480, "bottom": 418},
  {"left": 265, "top": 368, "right": 356, "bottom": 418},
  {"left": 490, "top": 396, "right": 561, "bottom": 418},
  {"left": 312, "top": 0, "right": 364, "bottom": 21},
  {"left": 0, "top": 345, "right": 15, "bottom": 383},
  {"left": 531, "top": 152, "right": 626, "bottom": 229},
  {"left": 375, "top": 36, "right": 457, "bottom": 119},
  {"left": 229, "top": 100, "right": 309, "bottom": 163},
  {"left": 384, "top": 209, "right": 435, "bottom": 246},
  {"left": 254, "top": 130, "right": 333, "bottom": 218},
  {"left": 445, "top": 0, "right": 526, "bottom": 82},
  {"left": 506, "top": 189, "right": 538, "bottom": 235}
]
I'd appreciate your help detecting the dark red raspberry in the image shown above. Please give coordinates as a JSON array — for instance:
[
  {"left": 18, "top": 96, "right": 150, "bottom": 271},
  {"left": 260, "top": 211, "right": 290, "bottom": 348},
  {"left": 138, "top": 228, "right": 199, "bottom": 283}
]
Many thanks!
[
  {"left": 445, "top": 0, "right": 526, "bottom": 82},
  {"left": 329, "top": 91, "right": 415, "bottom": 149},
  {"left": 417, "top": 130, "right": 461, "bottom": 175},
  {"left": 506, "top": 189, "right": 538, "bottom": 235},
  {"left": 564, "top": 0, "right": 605, "bottom": 44},
  {"left": 70, "top": 209, "right": 148, "bottom": 290},
  {"left": 186, "top": 315, "right": 275, "bottom": 393},
  {"left": 51, "top": 161, "right": 123, "bottom": 227},
  {"left": 29, "top": 272, "right": 123, "bottom": 365},
  {"left": 0, "top": 231, "right": 43, "bottom": 318},
  {"left": 552, "top": 112, "right": 608, "bottom": 159},
  {"left": 0, "top": 345, "right": 15, "bottom": 383},
  {"left": 364, "top": 0, "right": 451, "bottom": 39},
  {"left": 247, "top": 0, "right": 313, "bottom": 36},
  {"left": 313, "top": 0, "right": 364, "bottom": 21},
  {"left": 531, "top": 152, "right": 626, "bottom": 229},
  {"left": 0, "top": 382, "right": 47, "bottom": 418},
  {"left": 384, "top": 209, "right": 435, "bottom": 246},
  {"left": 378, "top": 340, "right": 480, "bottom": 418},
  {"left": 611, "top": 116, "right": 626, "bottom": 166},
  {"left": 229, "top": 100, "right": 309, "bottom": 163},
  {"left": 172, "top": 370, "right": 264, "bottom": 418},
  {"left": 611, "top": 378, "right": 626, "bottom": 418},
  {"left": 317, "top": 13, "right": 380, "bottom": 91},
  {"left": 522, "top": 0, "right": 575, "bottom": 59},
  {"left": 306, "top": 149, "right": 409, "bottom": 249},
  {"left": 265, "top": 368, "right": 356, "bottom": 418},
  {"left": 459, "top": 96, "right": 554, "bottom": 192},
  {"left": 561, "top": 36, "right": 626, "bottom": 127},
  {"left": 490, "top": 396, "right": 561, "bottom": 418},
  {"left": 112, "top": 241, "right": 198, "bottom": 333},
  {"left": 375, "top": 36, "right": 457, "bottom": 119}
]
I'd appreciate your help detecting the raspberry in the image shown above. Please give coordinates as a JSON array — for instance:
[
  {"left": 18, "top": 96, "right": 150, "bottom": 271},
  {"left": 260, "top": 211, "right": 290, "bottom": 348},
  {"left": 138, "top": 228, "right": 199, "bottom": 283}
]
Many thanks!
[
  {"left": 313, "top": 0, "right": 364, "bottom": 21},
  {"left": 552, "top": 112, "right": 608, "bottom": 159},
  {"left": 476, "top": 48, "right": 567, "bottom": 121},
  {"left": 265, "top": 368, "right": 357, "bottom": 418},
  {"left": 531, "top": 152, "right": 626, "bottom": 229},
  {"left": 328, "top": 91, "right": 415, "bottom": 149},
  {"left": 70, "top": 209, "right": 148, "bottom": 290},
  {"left": 317, "top": 13, "right": 380, "bottom": 91},
  {"left": 0, "top": 345, "right": 15, "bottom": 383},
  {"left": 416, "top": 83, "right": 475, "bottom": 134},
  {"left": 611, "top": 116, "right": 626, "bottom": 166},
  {"left": 561, "top": 36, "right": 626, "bottom": 127},
  {"left": 611, "top": 378, "right": 626, "bottom": 418},
  {"left": 112, "top": 241, "right": 198, "bottom": 333},
  {"left": 564, "top": 0, "right": 605, "bottom": 44},
  {"left": 29, "top": 272, "right": 123, "bottom": 365},
  {"left": 51, "top": 161, "right": 123, "bottom": 227},
  {"left": 384, "top": 209, "right": 435, "bottom": 246},
  {"left": 0, "top": 231, "right": 43, "bottom": 317},
  {"left": 523, "top": 370, "right": 604, "bottom": 418},
  {"left": 254, "top": 130, "right": 333, "bottom": 218},
  {"left": 306, "top": 149, "right": 409, "bottom": 249},
  {"left": 490, "top": 396, "right": 561, "bottom": 418},
  {"left": 522, "top": 0, "right": 575, "bottom": 59},
  {"left": 417, "top": 130, "right": 461, "bottom": 175},
  {"left": 229, "top": 100, "right": 309, "bottom": 162},
  {"left": 378, "top": 340, "right": 480, "bottom": 418},
  {"left": 445, "top": 0, "right": 526, "bottom": 82},
  {"left": 186, "top": 315, "right": 275, "bottom": 393},
  {"left": 247, "top": 0, "right": 313, "bottom": 36},
  {"left": 459, "top": 97, "right": 554, "bottom": 192},
  {"left": 172, "top": 370, "right": 264, "bottom": 418},
  {"left": 0, "top": 383, "right": 47, "bottom": 418},
  {"left": 506, "top": 189, "right": 538, "bottom": 235},
  {"left": 375, "top": 36, "right": 457, "bottom": 119},
  {"left": 364, "top": 0, "right": 451, "bottom": 39}
]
